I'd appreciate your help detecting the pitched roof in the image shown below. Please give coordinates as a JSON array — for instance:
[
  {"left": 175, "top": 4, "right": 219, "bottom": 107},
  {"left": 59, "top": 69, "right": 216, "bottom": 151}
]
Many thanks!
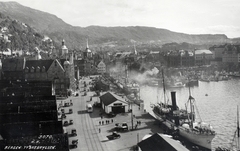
[
  {"left": 195, "top": 49, "right": 212, "bottom": 55},
  {"left": 138, "top": 133, "right": 189, "bottom": 151},
  {"left": 99, "top": 92, "right": 127, "bottom": 106},
  {"left": 25, "top": 60, "right": 54, "bottom": 71},
  {"left": 2, "top": 58, "right": 25, "bottom": 71}
]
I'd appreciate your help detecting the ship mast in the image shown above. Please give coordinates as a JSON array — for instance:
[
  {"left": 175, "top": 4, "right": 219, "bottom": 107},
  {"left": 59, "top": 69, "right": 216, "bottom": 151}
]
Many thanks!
[
  {"left": 162, "top": 69, "right": 167, "bottom": 107},
  {"left": 237, "top": 105, "right": 240, "bottom": 150},
  {"left": 188, "top": 77, "right": 194, "bottom": 129}
]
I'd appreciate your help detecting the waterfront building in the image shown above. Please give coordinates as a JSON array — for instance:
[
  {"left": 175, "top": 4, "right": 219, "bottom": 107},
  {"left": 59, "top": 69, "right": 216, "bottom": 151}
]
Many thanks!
[
  {"left": 138, "top": 133, "right": 189, "bottom": 151},
  {"left": 165, "top": 50, "right": 194, "bottom": 67},
  {"left": 99, "top": 92, "right": 128, "bottom": 114},
  {"left": 194, "top": 49, "right": 213, "bottom": 66},
  {"left": 209, "top": 44, "right": 226, "bottom": 61},
  {"left": 222, "top": 44, "right": 240, "bottom": 63}
]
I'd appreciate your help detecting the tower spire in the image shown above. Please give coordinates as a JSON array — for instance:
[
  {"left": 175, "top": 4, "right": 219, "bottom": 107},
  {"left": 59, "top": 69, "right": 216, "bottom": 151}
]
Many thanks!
[
  {"left": 134, "top": 41, "right": 137, "bottom": 55},
  {"left": 86, "top": 39, "right": 89, "bottom": 49}
]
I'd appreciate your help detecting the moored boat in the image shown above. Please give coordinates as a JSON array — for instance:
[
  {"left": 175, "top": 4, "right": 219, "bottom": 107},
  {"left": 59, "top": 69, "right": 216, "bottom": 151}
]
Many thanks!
[
  {"left": 151, "top": 70, "right": 189, "bottom": 122},
  {"left": 177, "top": 88, "right": 216, "bottom": 150}
]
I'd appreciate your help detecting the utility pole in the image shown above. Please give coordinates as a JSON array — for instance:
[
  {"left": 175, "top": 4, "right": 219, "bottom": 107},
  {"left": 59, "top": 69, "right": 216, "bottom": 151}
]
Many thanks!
[{"left": 131, "top": 102, "right": 133, "bottom": 130}]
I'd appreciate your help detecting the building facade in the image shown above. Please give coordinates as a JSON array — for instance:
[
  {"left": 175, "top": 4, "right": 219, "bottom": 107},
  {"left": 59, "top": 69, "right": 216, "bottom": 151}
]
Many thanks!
[
  {"left": 194, "top": 49, "right": 213, "bottom": 66},
  {"left": 97, "top": 60, "right": 106, "bottom": 74}
]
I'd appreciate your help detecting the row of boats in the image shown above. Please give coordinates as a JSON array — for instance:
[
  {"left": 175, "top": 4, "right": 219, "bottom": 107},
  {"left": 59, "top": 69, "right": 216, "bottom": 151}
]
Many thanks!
[{"left": 151, "top": 70, "right": 239, "bottom": 151}]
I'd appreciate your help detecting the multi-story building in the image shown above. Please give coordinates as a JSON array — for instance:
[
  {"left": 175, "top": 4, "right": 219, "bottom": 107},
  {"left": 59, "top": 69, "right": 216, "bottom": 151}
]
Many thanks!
[
  {"left": 165, "top": 50, "right": 194, "bottom": 67},
  {"left": 1, "top": 58, "right": 25, "bottom": 80},
  {"left": 0, "top": 83, "right": 68, "bottom": 151},
  {"left": 209, "top": 44, "right": 226, "bottom": 61},
  {"left": 194, "top": 49, "right": 213, "bottom": 66},
  {"left": 222, "top": 44, "right": 240, "bottom": 63},
  {"left": 97, "top": 60, "right": 106, "bottom": 74}
]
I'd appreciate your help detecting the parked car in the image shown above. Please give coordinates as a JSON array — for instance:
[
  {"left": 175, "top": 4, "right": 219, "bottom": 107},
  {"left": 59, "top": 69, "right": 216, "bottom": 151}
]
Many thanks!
[
  {"left": 69, "top": 109, "right": 73, "bottom": 114},
  {"left": 106, "top": 131, "right": 121, "bottom": 140},
  {"left": 69, "top": 128, "right": 77, "bottom": 137},
  {"left": 63, "top": 121, "right": 69, "bottom": 126},
  {"left": 114, "top": 122, "right": 128, "bottom": 131}
]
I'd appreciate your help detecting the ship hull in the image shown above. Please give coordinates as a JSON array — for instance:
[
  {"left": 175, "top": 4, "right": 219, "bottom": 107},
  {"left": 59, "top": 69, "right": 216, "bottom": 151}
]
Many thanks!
[
  {"left": 178, "top": 126, "right": 215, "bottom": 150},
  {"left": 152, "top": 110, "right": 165, "bottom": 122}
]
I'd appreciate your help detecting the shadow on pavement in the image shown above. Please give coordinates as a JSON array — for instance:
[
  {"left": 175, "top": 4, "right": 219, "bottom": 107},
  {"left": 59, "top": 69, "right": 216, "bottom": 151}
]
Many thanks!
[
  {"left": 134, "top": 113, "right": 153, "bottom": 120},
  {"left": 101, "top": 139, "right": 111, "bottom": 142},
  {"left": 77, "top": 110, "right": 87, "bottom": 114},
  {"left": 89, "top": 108, "right": 101, "bottom": 118}
]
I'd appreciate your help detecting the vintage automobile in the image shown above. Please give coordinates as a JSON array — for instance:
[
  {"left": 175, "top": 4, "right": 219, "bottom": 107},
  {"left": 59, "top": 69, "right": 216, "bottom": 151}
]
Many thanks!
[
  {"left": 69, "top": 119, "right": 73, "bottom": 125},
  {"left": 114, "top": 122, "right": 128, "bottom": 131},
  {"left": 71, "top": 129, "right": 77, "bottom": 136},
  {"left": 69, "top": 109, "right": 73, "bottom": 114},
  {"left": 106, "top": 132, "right": 121, "bottom": 140}
]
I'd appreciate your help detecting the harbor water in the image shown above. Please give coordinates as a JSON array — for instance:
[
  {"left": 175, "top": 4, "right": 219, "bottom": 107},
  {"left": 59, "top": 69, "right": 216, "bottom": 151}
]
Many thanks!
[{"left": 140, "top": 78, "right": 240, "bottom": 150}]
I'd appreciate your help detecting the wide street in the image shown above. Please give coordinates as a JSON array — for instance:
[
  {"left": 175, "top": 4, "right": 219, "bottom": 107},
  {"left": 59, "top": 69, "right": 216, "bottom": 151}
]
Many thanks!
[{"left": 57, "top": 76, "right": 162, "bottom": 151}]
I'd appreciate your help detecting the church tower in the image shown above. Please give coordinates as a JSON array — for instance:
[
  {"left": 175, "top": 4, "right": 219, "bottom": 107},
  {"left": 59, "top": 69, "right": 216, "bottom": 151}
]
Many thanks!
[
  {"left": 83, "top": 39, "right": 92, "bottom": 59},
  {"left": 61, "top": 39, "right": 68, "bottom": 57}
]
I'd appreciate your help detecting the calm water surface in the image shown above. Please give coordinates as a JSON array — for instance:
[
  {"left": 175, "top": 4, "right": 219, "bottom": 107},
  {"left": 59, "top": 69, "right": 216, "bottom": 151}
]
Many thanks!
[{"left": 140, "top": 78, "right": 240, "bottom": 150}]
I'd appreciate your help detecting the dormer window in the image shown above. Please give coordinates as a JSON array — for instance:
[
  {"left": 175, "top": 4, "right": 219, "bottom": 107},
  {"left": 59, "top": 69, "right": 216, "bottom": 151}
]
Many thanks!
[
  {"left": 42, "top": 66, "right": 46, "bottom": 72},
  {"left": 31, "top": 67, "right": 35, "bottom": 73},
  {"left": 25, "top": 67, "right": 29, "bottom": 72},
  {"left": 36, "top": 66, "right": 40, "bottom": 72}
]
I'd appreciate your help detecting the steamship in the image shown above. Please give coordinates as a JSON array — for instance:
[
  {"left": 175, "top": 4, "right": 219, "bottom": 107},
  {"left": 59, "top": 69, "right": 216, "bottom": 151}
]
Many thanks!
[{"left": 152, "top": 72, "right": 216, "bottom": 149}]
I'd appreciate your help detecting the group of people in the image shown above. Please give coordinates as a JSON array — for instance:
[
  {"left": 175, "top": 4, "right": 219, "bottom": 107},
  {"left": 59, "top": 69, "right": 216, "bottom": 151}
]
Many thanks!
[{"left": 99, "top": 119, "right": 114, "bottom": 125}]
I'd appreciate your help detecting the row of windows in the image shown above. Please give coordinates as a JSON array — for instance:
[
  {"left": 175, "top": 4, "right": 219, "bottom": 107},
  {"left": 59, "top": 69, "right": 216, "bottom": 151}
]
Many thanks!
[{"left": 25, "top": 67, "right": 46, "bottom": 73}]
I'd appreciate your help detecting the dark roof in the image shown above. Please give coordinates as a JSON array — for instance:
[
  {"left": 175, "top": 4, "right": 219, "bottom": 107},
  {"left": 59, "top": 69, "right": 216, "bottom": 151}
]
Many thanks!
[
  {"left": 99, "top": 92, "right": 127, "bottom": 106},
  {"left": 2, "top": 58, "right": 25, "bottom": 71},
  {"left": 138, "top": 133, "right": 189, "bottom": 151},
  {"left": 25, "top": 59, "right": 54, "bottom": 71}
]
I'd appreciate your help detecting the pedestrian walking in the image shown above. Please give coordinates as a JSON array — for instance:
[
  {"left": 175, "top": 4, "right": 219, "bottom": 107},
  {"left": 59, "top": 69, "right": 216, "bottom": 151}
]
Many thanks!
[
  {"left": 99, "top": 128, "right": 101, "bottom": 133},
  {"left": 99, "top": 121, "right": 101, "bottom": 125},
  {"left": 111, "top": 119, "right": 113, "bottom": 123},
  {"left": 102, "top": 121, "right": 104, "bottom": 125}
]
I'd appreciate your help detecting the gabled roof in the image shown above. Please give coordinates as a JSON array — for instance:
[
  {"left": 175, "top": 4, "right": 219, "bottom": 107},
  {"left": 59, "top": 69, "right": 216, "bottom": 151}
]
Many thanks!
[
  {"left": 97, "top": 60, "right": 105, "bottom": 66},
  {"left": 100, "top": 92, "right": 128, "bottom": 106},
  {"left": 138, "top": 133, "right": 189, "bottom": 151},
  {"left": 25, "top": 60, "right": 54, "bottom": 71}
]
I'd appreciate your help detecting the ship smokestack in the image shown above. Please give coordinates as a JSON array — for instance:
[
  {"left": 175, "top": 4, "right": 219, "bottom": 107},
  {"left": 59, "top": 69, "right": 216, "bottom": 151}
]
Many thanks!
[
  {"left": 171, "top": 91, "right": 179, "bottom": 126},
  {"left": 171, "top": 91, "right": 177, "bottom": 110}
]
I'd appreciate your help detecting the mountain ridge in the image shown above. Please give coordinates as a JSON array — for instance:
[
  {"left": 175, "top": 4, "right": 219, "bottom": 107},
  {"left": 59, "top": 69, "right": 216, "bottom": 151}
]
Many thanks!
[{"left": 0, "top": 1, "right": 238, "bottom": 50}]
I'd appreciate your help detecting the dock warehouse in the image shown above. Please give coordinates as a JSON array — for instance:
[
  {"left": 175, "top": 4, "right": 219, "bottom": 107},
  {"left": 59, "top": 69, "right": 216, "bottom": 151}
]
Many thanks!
[{"left": 99, "top": 92, "right": 128, "bottom": 114}]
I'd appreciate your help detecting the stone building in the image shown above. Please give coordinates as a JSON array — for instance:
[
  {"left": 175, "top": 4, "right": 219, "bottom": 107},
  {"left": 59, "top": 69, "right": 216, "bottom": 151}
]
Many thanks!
[
  {"left": 194, "top": 49, "right": 213, "bottom": 66},
  {"left": 222, "top": 44, "right": 240, "bottom": 63}
]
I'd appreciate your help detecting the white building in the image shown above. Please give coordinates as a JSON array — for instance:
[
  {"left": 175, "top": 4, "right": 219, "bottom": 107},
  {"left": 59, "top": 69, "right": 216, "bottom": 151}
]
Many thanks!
[
  {"left": 97, "top": 60, "right": 106, "bottom": 74},
  {"left": 99, "top": 92, "right": 128, "bottom": 114}
]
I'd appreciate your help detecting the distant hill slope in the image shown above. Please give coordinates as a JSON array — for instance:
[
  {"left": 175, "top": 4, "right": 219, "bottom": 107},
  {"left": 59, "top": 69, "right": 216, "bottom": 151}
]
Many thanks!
[
  {"left": 0, "top": 12, "right": 52, "bottom": 53},
  {"left": 0, "top": 1, "right": 237, "bottom": 49}
]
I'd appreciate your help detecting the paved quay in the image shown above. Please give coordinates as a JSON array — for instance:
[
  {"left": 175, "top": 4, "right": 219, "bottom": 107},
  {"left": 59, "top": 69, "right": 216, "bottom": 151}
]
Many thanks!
[{"left": 57, "top": 77, "right": 163, "bottom": 151}]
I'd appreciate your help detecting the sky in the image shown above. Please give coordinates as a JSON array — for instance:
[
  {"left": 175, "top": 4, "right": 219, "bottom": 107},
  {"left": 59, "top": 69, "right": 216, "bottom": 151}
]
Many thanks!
[{"left": 1, "top": 0, "right": 240, "bottom": 38}]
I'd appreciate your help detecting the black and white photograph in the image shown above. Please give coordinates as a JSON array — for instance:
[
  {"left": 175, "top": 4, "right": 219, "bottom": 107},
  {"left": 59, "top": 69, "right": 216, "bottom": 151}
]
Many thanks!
[{"left": 0, "top": 0, "right": 240, "bottom": 150}]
